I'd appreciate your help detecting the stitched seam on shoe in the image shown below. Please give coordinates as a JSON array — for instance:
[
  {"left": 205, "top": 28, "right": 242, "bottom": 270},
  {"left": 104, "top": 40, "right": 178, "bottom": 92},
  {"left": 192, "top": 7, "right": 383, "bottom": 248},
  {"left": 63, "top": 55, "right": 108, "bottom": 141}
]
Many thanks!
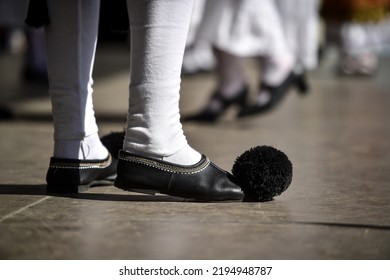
[
  {"left": 49, "top": 155, "right": 112, "bottom": 169},
  {"left": 119, "top": 154, "right": 210, "bottom": 174}
]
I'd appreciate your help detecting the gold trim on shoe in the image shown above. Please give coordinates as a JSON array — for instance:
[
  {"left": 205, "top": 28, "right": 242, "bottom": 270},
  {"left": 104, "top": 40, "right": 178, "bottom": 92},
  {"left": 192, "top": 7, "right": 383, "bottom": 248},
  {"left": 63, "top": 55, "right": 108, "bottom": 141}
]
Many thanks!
[
  {"left": 49, "top": 154, "right": 112, "bottom": 170},
  {"left": 118, "top": 152, "right": 210, "bottom": 174}
]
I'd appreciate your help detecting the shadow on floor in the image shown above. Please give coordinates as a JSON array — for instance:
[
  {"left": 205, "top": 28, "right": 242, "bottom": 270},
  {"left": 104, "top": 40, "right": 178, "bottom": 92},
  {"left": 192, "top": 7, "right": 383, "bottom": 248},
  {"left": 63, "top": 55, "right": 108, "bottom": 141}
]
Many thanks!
[
  {"left": 0, "top": 184, "right": 184, "bottom": 202},
  {"left": 1, "top": 184, "right": 390, "bottom": 230}
]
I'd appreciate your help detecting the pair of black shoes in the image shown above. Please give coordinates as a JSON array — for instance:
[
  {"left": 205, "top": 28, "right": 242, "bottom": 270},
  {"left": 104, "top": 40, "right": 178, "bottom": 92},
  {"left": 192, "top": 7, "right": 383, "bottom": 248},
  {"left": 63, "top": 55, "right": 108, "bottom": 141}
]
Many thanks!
[
  {"left": 46, "top": 132, "right": 243, "bottom": 201},
  {"left": 181, "top": 86, "right": 249, "bottom": 123},
  {"left": 182, "top": 73, "right": 308, "bottom": 122},
  {"left": 238, "top": 72, "right": 308, "bottom": 117}
]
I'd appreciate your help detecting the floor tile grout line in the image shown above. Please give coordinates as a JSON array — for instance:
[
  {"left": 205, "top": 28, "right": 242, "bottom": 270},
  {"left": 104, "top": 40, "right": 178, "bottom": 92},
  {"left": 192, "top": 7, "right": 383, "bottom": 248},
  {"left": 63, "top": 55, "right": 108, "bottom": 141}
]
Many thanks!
[{"left": 0, "top": 196, "right": 51, "bottom": 224}]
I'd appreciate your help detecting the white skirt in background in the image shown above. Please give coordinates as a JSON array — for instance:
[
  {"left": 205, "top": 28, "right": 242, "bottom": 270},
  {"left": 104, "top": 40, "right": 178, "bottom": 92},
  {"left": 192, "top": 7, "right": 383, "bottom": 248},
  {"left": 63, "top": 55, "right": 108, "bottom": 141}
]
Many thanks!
[
  {"left": 275, "top": 0, "right": 321, "bottom": 70},
  {"left": 197, "top": 0, "right": 290, "bottom": 58},
  {"left": 341, "top": 17, "right": 390, "bottom": 55}
]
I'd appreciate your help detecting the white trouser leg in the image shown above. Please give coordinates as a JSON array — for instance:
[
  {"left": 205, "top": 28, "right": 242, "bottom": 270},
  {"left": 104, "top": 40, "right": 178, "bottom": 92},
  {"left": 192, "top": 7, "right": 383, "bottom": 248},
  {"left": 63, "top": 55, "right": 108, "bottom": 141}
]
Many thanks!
[
  {"left": 252, "top": 0, "right": 295, "bottom": 84},
  {"left": 275, "top": 0, "right": 320, "bottom": 72},
  {"left": 125, "top": 0, "right": 200, "bottom": 165},
  {"left": 45, "top": 0, "right": 107, "bottom": 159}
]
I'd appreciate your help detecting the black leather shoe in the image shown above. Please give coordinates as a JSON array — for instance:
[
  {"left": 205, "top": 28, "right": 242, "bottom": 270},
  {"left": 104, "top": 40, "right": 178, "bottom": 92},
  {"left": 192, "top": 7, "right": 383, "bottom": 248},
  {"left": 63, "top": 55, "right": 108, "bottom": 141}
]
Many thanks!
[
  {"left": 182, "top": 86, "right": 248, "bottom": 123},
  {"left": 46, "top": 154, "right": 117, "bottom": 193},
  {"left": 238, "top": 72, "right": 298, "bottom": 117},
  {"left": 295, "top": 73, "right": 309, "bottom": 94},
  {"left": 114, "top": 150, "right": 244, "bottom": 201}
]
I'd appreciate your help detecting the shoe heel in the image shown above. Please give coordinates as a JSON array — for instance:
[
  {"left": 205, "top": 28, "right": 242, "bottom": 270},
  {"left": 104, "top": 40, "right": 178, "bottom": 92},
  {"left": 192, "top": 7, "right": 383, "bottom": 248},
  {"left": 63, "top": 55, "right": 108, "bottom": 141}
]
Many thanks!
[
  {"left": 47, "top": 183, "right": 90, "bottom": 194},
  {"left": 237, "top": 88, "right": 249, "bottom": 108},
  {"left": 295, "top": 74, "right": 309, "bottom": 95}
]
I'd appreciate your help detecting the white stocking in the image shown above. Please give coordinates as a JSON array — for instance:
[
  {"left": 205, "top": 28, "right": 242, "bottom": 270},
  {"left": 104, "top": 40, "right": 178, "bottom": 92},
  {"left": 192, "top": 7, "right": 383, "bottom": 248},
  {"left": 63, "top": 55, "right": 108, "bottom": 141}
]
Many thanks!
[
  {"left": 45, "top": 0, "right": 107, "bottom": 160},
  {"left": 124, "top": 0, "right": 201, "bottom": 165}
]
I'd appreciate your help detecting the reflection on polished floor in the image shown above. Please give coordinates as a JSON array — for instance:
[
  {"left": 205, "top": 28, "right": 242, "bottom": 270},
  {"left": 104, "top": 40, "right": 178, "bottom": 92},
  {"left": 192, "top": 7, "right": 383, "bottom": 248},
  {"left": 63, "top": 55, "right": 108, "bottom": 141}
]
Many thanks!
[{"left": 0, "top": 43, "right": 389, "bottom": 259}]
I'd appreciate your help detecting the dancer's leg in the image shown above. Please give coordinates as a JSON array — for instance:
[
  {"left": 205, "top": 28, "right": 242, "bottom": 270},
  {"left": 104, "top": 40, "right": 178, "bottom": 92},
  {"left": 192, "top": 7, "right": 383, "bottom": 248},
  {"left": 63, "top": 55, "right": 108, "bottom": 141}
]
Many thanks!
[
  {"left": 45, "top": 0, "right": 107, "bottom": 160},
  {"left": 125, "top": 0, "right": 201, "bottom": 165},
  {"left": 256, "top": 0, "right": 295, "bottom": 106},
  {"left": 214, "top": 48, "right": 247, "bottom": 98}
]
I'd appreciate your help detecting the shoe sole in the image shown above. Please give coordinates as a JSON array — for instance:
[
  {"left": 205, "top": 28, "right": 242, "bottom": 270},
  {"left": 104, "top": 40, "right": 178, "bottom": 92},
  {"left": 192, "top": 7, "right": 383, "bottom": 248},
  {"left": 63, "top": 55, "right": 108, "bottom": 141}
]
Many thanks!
[
  {"left": 114, "top": 178, "right": 243, "bottom": 202},
  {"left": 47, "top": 174, "right": 116, "bottom": 194}
]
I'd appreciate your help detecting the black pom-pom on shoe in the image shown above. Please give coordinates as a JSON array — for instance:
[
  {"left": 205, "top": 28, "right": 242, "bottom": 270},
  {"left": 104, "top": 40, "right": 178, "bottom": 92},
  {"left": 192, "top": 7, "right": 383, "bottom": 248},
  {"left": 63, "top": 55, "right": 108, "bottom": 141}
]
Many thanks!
[{"left": 232, "top": 146, "right": 293, "bottom": 202}]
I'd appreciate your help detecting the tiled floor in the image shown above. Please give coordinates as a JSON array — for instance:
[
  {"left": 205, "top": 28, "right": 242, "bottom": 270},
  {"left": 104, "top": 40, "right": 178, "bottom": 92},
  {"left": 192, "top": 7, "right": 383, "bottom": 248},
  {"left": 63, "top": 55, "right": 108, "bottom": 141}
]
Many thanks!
[{"left": 0, "top": 43, "right": 389, "bottom": 259}]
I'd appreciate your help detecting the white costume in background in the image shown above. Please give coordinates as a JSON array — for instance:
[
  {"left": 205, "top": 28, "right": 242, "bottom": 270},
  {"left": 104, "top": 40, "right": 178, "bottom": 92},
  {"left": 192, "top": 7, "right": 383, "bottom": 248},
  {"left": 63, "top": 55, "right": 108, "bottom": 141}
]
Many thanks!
[
  {"left": 182, "top": 0, "right": 215, "bottom": 74},
  {"left": 274, "top": 0, "right": 321, "bottom": 72},
  {"left": 341, "top": 17, "right": 390, "bottom": 56},
  {"left": 183, "top": 0, "right": 295, "bottom": 114},
  {"left": 339, "top": 17, "right": 390, "bottom": 75},
  {"left": 186, "top": 0, "right": 207, "bottom": 48},
  {"left": 198, "top": 0, "right": 290, "bottom": 58}
]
